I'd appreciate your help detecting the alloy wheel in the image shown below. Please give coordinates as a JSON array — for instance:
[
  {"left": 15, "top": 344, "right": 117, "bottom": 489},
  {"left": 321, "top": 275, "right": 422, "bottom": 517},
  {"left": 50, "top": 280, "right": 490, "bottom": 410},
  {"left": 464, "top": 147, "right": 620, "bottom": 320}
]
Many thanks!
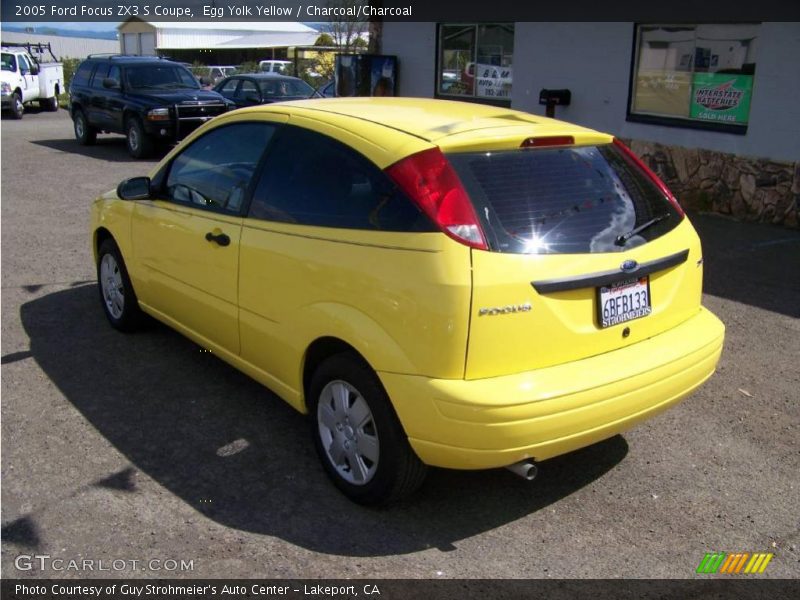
[
  {"left": 127, "top": 124, "right": 139, "bottom": 153},
  {"left": 317, "top": 380, "right": 380, "bottom": 485},
  {"left": 100, "top": 253, "right": 125, "bottom": 319}
]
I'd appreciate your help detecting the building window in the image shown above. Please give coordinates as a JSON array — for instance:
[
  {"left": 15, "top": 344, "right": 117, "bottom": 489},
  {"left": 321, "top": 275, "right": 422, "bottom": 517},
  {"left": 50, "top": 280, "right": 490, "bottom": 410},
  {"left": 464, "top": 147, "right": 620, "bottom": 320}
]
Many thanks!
[
  {"left": 437, "top": 24, "right": 514, "bottom": 102},
  {"left": 629, "top": 24, "right": 760, "bottom": 132}
]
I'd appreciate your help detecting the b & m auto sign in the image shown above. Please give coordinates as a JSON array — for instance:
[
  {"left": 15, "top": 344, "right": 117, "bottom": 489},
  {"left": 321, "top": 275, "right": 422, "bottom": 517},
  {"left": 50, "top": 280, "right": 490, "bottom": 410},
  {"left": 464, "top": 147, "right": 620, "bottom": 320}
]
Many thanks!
[{"left": 690, "top": 73, "right": 753, "bottom": 125}]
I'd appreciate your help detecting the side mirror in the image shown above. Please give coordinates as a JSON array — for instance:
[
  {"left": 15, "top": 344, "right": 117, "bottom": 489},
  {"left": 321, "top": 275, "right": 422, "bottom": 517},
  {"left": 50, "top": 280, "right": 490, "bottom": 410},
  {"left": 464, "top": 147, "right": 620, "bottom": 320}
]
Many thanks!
[
  {"left": 117, "top": 176, "right": 152, "bottom": 200},
  {"left": 30, "top": 64, "right": 40, "bottom": 76},
  {"left": 103, "top": 78, "right": 120, "bottom": 89}
]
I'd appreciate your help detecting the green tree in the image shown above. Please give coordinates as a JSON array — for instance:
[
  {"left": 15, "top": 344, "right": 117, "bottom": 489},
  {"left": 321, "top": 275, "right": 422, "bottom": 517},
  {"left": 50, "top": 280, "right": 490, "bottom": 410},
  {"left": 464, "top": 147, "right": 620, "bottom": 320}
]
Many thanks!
[
  {"left": 315, "top": 33, "right": 335, "bottom": 47},
  {"left": 60, "top": 57, "right": 81, "bottom": 88},
  {"left": 235, "top": 61, "right": 260, "bottom": 75},
  {"left": 323, "top": 0, "right": 368, "bottom": 53}
]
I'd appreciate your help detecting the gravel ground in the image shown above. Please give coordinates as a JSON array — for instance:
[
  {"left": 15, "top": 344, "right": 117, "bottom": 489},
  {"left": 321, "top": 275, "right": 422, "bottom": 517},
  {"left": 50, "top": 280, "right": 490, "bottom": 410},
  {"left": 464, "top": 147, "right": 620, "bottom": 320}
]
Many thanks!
[{"left": 1, "top": 110, "right": 798, "bottom": 580}]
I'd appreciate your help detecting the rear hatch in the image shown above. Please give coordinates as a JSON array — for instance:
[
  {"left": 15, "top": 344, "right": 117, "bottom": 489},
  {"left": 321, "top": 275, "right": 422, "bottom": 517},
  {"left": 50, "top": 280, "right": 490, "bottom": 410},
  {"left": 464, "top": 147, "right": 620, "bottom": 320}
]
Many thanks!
[{"left": 445, "top": 137, "right": 704, "bottom": 379}]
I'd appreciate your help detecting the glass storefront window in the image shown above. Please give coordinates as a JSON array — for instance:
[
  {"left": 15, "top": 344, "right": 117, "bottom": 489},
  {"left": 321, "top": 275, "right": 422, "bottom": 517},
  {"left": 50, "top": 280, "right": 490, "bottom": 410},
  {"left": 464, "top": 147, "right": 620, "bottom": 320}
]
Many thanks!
[
  {"left": 630, "top": 24, "right": 760, "bottom": 129},
  {"left": 438, "top": 23, "right": 514, "bottom": 101}
]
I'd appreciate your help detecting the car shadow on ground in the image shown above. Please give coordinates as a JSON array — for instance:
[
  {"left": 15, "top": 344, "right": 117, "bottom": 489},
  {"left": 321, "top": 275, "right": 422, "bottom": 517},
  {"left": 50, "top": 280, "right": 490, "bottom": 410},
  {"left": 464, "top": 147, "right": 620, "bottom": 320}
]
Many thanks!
[
  {"left": 31, "top": 138, "right": 166, "bottom": 163},
  {"left": 1, "top": 104, "right": 52, "bottom": 119},
  {"left": 19, "top": 284, "right": 628, "bottom": 557},
  {"left": 690, "top": 211, "right": 800, "bottom": 318}
]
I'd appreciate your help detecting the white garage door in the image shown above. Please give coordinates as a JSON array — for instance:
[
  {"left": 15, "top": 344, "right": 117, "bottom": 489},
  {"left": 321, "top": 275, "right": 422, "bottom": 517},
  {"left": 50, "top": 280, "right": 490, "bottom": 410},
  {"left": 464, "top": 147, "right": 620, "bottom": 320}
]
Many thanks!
[
  {"left": 121, "top": 32, "right": 157, "bottom": 55},
  {"left": 139, "top": 33, "right": 156, "bottom": 56}
]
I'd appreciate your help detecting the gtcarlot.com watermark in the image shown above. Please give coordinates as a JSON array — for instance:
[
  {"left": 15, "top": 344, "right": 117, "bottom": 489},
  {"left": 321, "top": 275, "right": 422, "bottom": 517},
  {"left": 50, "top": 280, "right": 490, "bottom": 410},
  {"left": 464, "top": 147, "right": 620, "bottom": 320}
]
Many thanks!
[{"left": 14, "top": 554, "right": 194, "bottom": 572}]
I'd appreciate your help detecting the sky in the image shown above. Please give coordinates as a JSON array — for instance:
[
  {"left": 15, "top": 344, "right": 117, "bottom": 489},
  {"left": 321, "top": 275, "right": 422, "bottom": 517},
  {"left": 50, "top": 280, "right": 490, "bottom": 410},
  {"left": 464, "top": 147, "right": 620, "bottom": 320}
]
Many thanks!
[{"left": 4, "top": 22, "right": 121, "bottom": 32}]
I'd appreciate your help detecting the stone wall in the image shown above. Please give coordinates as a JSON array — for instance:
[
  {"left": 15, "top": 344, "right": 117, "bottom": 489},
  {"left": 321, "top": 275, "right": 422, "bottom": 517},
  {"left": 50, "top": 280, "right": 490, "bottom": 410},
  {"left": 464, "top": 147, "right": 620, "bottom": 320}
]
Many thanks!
[{"left": 622, "top": 139, "right": 799, "bottom": 228}]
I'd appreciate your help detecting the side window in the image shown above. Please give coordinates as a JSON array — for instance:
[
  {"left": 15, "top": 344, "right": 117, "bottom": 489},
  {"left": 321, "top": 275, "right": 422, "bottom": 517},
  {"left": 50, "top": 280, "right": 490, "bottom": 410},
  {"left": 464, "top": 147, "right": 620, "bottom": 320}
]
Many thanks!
[
  {"left": 236, "top": 79, "right": 259, "bottom": 100},
  {"left": 108, "top": 65, "right": 121, "bottom": 83},
  {"left": 72, "top": 61, "right": 94, "bottom": 87},
  {"left": 249, "top": 126, "right": 433, "bottom": 232},
  {"left": 18, "top": 54, "right": 30, "bottom": 74},
  {"left": 165, "top": 123, "right": 275, "bottom": 213},
  {"left": 91, "top": 64, "right": 110, "bottom": 88},
  {"left": 219, "top": 78, "right": 239, "bottom": 95}
]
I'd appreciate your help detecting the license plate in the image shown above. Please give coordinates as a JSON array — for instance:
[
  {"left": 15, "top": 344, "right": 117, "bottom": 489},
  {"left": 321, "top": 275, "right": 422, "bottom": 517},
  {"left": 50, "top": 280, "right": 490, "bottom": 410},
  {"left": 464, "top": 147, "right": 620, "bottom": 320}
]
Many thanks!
[{"left": 598, "top": 276, "right": 651, "bottom": 328}]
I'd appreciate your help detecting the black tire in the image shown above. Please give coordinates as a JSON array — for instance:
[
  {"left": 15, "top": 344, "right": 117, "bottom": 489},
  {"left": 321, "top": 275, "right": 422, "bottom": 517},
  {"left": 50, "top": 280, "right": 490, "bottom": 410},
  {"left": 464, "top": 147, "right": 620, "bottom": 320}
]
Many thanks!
[
  {"left": 10, "top": 92, "right": 24, "bottom": 119},
  {"left": 73, "top": 109, "right": 97, "bottom": 145},
  {"left": 125, "top": 116, "right": 154, "bottom": 159},
  {"left": 40, "top": 96, "right": 59, "bottom": 112},
  {"left": 96, "top": 238, "right": 142, "bottom": 332},
  {"left": 309, "top": 353, "right": 427, "bottom": 505}
]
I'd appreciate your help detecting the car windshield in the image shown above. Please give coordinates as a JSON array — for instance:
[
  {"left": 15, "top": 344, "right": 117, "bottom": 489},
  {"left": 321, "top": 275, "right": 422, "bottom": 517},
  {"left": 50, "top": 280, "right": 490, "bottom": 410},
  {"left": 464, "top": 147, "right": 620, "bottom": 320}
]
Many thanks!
[
  {"left": 125, "top": 65, "right": 200, "bottom": 90},
  {"left": 1, "top": 52, "right": 17, "bottom": 72},
  {"left": 259, "top": 79, "right": 315, "bottom": 99}
]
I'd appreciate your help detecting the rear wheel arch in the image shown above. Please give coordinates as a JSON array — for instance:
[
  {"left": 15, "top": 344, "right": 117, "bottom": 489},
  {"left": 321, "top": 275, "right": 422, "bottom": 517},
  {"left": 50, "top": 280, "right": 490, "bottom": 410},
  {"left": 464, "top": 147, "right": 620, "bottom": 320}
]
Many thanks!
[
  {"left": 302, "top": 337, "right": 368, "bottom": 411},
  {"left": 73, "top": 105, "right": 97, "bottom": 144},
  {"left": 304, "top": 341, "right": 427, "bottom": 504}
]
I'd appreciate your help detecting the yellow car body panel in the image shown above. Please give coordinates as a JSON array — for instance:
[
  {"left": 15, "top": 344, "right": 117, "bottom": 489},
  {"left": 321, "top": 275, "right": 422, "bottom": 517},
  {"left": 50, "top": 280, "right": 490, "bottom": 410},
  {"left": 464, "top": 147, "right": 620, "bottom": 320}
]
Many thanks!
[
  {"left": 381, "top": 307, "right": 724, "bottom": 469},
  {"left": 131, "top": 202, "right": 243, "bottom": 355},
  {"left": 90, "top": 98, "right": 725, "bottom": 472},
  {"left": 237, "top": 222, "right": 472, "bottom": 411},
  {"left": 466, "top": 218, "right": 704, "bottom": 379}
]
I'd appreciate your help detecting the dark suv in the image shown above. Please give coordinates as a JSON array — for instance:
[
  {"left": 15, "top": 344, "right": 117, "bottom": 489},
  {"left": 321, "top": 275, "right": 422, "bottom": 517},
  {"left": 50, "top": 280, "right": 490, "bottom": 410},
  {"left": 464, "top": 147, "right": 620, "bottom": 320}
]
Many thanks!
[{"left": 69, "top": 55, "right": 230, "bottom": 158}]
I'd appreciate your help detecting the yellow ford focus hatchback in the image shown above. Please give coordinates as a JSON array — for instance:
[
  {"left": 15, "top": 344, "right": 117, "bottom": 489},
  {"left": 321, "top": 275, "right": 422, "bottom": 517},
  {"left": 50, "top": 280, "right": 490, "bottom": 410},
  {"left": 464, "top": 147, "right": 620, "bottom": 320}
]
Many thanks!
[{"left": 91, "top": 98, "right": 725, "bottom": 504}]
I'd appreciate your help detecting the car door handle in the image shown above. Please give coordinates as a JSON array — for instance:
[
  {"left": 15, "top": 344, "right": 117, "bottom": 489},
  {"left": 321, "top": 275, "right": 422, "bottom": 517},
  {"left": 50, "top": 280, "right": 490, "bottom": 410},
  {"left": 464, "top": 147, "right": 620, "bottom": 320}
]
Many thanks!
[{"left": 205, "top": 231, "right": 230, "bottom": 246}]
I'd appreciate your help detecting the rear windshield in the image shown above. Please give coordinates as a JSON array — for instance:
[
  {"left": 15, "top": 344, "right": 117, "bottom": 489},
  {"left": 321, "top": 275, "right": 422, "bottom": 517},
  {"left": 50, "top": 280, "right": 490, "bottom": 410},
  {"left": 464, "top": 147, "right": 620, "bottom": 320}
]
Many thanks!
[{"left": 447, "top": 144, "right": 682, "bottom": 254}]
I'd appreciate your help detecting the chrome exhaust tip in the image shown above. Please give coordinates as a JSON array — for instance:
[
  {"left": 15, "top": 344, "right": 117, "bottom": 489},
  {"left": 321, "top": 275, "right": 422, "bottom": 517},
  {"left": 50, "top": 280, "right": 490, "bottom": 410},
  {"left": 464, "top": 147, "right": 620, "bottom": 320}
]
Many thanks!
[{"left": 505, "top": 459, "right": 538, "bottom": 481}]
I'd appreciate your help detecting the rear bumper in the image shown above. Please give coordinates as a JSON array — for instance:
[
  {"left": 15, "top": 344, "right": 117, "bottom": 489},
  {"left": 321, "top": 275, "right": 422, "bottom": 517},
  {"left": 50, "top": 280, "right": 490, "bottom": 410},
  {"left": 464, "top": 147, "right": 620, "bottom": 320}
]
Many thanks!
[{"left": 379, "top": 307, "right": 725, "bottom": 470}]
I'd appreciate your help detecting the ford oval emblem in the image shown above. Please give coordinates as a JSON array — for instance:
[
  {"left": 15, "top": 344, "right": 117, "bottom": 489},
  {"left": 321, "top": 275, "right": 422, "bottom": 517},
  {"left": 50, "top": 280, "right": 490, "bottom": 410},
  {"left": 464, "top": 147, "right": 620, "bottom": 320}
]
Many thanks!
[{"left": 620, "top": 259, "right": 638, "bottom": 273}]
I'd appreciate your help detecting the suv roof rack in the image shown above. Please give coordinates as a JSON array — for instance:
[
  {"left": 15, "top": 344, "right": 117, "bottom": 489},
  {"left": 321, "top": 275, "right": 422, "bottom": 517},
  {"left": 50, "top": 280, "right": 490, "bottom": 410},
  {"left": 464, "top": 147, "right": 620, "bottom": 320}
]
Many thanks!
[{"left": 86, "top": 53, "right": 176, "bottom": 60}]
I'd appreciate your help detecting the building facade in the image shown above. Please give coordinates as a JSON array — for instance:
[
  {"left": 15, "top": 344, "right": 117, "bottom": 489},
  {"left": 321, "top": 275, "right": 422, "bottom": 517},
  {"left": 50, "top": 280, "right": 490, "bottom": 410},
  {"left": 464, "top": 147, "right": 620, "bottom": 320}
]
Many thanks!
[
  {"left": 0, "top": 30, "right": 118, "bottom": 59},
  {"left": 382, "top": 22, "right": 800, "bottom": 227},
  {"left": 116, "top": 20, "right": 320, "bottom": 66}
]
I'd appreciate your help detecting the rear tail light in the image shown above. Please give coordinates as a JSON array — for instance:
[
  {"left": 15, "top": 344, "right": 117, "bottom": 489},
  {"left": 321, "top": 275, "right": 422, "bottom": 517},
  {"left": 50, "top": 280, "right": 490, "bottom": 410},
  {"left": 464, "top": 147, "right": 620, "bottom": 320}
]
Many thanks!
[
  {"left": 521, "top": 136, "right": 574, "bottom": 148},
  {"left": 613, "top": 138, "right": 685, "bottom": 217},
  {"left": 385, "top": 147, "right": 488, "bottom": 250}
]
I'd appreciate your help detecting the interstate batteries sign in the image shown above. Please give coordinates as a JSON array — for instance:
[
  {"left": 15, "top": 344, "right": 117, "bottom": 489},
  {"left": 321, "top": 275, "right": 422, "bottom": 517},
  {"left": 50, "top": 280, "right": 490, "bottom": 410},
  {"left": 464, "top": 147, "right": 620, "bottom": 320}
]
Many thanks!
[{"left": 690, "top": 73, "right": 753, "bottom": 125}]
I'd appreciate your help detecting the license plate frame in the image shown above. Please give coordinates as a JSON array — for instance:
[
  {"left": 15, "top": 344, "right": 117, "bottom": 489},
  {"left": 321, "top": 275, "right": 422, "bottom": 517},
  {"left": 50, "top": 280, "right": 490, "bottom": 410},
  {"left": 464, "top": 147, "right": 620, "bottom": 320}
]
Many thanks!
[{"left": 597, "top": 276, "right": 652, "bottom": 328}]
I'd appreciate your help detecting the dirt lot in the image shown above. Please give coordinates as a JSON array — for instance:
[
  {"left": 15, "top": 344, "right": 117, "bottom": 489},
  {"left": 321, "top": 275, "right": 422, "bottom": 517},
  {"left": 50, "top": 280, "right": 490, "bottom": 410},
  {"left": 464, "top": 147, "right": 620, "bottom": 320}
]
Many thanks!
[{"left": 1, "top": 110, "right": 799, "bottom": 579}]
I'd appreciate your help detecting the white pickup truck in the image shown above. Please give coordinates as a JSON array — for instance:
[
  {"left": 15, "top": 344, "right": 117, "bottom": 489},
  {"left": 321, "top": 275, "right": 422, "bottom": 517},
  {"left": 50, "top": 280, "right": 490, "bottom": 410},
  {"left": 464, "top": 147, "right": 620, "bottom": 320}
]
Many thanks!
[{"left": 1, "top": 42, "right": 64, "bottom": 119}]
